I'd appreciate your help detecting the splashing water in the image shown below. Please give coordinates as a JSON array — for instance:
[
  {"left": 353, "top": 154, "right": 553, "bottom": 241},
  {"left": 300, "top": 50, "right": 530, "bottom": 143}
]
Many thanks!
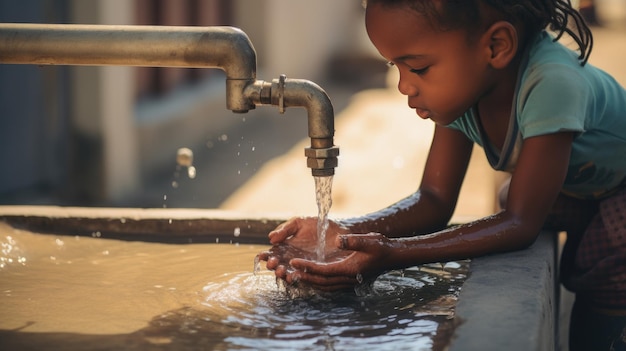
[{"left": 314, "top": 176, "right": 333, "bottom": 262}]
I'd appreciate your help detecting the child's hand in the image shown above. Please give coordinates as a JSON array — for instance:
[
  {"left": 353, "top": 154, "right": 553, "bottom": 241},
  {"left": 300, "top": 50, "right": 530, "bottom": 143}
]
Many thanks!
[
  {"left": 256, "top": 217, "right": 352, "bottom": 281},
  {"left": 284, "top": 233, "right": 395, "bottom": 292}
]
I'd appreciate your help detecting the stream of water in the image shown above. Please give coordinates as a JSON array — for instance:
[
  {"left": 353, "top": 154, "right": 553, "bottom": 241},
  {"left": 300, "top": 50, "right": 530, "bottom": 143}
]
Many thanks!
[{"left": 314, "top": 176, "right": 333, "bottom": 262}]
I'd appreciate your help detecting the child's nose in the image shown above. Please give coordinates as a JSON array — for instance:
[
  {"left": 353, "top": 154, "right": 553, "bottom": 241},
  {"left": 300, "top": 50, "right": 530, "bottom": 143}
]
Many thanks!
[{"left": 397, "top": 75, "right": 418, "bottom": 96}]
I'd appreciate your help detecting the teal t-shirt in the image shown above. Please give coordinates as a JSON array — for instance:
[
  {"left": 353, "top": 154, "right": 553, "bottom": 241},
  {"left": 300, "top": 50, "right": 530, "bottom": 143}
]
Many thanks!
[{"left": 448, "top": 31, "right": 626, "bottom": 199}]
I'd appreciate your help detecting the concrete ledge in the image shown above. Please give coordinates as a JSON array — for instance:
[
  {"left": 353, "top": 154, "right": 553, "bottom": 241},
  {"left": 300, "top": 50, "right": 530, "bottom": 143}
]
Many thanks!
[
  {"left": 450, "top": 230, "right": 558, "bottom": 351},
  {"left": 0, "top": 206, "right": 285, "bottom": 244}
]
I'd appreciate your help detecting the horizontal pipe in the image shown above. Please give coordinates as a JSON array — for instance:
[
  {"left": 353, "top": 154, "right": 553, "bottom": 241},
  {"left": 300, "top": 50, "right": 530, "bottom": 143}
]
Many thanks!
[
  {"left": 0, "top": 23, "right": 256, "bottom": 79},
  {"left": 0, "top": 23, "right": 258, "bottom": 112}
]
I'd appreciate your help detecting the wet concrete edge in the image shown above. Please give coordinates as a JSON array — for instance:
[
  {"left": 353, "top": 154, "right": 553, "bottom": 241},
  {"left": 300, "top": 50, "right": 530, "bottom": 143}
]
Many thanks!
[{"left": 449, "top": 230, "right": 557, "bottom": 351}]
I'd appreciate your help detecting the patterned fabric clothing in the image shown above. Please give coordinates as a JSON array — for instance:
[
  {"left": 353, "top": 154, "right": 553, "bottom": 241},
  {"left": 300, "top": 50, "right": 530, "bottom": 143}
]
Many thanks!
[{"left": 560, "top": 187, "right": 626, "bottom": 309}]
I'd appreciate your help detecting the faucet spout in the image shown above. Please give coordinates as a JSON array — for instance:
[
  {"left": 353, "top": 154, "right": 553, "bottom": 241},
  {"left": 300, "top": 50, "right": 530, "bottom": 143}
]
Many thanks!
[
  {"left": 0, "top": 23, "right": 257, "bottom": 112},
  {"left": 244, "top": 75, "right": 339, "bottom": 176}
]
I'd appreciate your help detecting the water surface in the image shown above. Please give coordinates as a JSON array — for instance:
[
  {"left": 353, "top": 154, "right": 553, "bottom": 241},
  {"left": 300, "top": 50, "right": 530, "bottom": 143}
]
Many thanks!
[{"left": 0, "top": 222, "right": 467, "bottom": 350}]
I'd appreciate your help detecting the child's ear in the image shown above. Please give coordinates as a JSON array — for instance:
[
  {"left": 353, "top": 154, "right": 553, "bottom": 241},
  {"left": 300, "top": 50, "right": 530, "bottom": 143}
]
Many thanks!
[{"left": 484, "top": 21, "right": 518, "bottom": 69}]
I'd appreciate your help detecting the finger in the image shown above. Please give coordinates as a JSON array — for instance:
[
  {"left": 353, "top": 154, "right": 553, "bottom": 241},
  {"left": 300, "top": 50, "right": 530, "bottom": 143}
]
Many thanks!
[
  {"left": 265, "top": 256, "right": 280, "bottom": 270},
  {"left": 274, "top": 264, "right": 288, "bottom": 280},
  {"left": 287, "top": 270, "right": 357, "bottom": 288},
  {"left": 338, "top": 233, "right": 383, "bottom": 251},
  {"left": 268, "top": 219, "right": 299, "bottom": 244},
  {"left": 290, "top": 255, "right": 357, "bottom": 277},
  {"left": 256, "top": 251, "right": 270, "bottom": 262}
]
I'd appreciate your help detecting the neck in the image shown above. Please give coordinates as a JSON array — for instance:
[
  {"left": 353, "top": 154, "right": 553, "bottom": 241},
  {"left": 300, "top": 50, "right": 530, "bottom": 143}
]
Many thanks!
[{"left": 475, "top": 55, "right": 522, "bottom": 148}]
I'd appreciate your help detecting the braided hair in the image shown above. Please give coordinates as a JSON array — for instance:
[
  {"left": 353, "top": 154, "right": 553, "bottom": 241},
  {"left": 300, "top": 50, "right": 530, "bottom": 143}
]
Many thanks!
[{"left": 364, "top": 0, "right": 593, "bottom": 65}]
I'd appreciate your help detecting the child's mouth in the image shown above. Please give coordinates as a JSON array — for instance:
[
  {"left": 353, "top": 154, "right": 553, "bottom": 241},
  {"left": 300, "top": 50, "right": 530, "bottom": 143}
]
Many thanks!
[{"left": 415, "top": 108, "right": 431, "bottom": 119}]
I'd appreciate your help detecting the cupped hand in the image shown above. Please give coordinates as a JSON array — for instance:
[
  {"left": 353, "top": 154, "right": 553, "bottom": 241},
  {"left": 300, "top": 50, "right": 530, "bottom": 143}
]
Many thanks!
[
  {"left": 285, "top": 232, "right": 396, "bottom": 292},
  {"left": 257, "top": 226, "right": 397, "bottom": 292},
  {"left": 256, "top": 217, "right": 352, "bottom": 280}
]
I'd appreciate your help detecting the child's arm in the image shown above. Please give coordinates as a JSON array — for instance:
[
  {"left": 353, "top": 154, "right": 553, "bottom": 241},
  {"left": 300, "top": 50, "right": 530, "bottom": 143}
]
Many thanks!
[
  {"left": 259, "top": 126, "right": 472, "bottom": 280},
  {"left": 267, "top": 125, "right": 473, "bottom": 244},
  {"left": 278, "top": 128, "right": 575, "bottom": 291}
]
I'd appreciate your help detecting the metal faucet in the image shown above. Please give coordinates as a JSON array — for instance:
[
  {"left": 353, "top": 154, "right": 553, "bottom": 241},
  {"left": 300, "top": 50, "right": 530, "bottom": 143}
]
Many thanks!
[{"left": 0, "top": 23, "right": 339, "bottom": 176}]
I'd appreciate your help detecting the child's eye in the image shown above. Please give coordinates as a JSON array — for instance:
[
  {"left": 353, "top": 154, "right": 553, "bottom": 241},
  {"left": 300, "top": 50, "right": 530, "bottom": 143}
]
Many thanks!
[{"left": 410, "top": 66, "right": 430, "bottom": 76}]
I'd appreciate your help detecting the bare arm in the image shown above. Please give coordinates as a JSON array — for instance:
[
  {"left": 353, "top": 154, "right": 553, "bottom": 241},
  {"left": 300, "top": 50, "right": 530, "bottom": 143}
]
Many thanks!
[
  {"left": 337, "top": 125, "right": 474, "bottom": 237},
  {"left": 286, "top": 130, "right": 574, "bottom": 289}
]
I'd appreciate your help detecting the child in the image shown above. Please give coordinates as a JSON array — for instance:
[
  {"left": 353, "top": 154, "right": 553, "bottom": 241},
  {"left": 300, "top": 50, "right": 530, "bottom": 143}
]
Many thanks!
[{"left": 258, "top": 0, "right": 626, "bottom": 349}]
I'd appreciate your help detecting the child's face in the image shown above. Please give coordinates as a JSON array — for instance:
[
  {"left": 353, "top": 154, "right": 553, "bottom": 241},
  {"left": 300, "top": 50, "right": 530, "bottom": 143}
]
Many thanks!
[{"left": 365, "top": 3, "right": 493, "bottom": 125}]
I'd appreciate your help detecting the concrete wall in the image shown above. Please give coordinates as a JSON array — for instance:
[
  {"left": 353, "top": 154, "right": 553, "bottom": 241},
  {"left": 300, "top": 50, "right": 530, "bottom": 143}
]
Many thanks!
[{"left": 239, "top": 0, "right": 370, "bottom": 81}]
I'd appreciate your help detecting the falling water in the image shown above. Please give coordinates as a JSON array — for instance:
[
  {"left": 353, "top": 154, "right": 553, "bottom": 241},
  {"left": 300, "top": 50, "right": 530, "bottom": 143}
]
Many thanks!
[{"left": 314, "top": 175, "right": 333, "bottom": 262}]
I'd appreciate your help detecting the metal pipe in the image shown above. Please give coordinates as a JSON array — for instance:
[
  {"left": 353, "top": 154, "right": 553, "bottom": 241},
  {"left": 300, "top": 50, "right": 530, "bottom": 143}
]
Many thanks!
[
  {"left": 0, "top": 23, "right": 257, "bottom": 112},
  {"left": 244, "top": 75, "right": 339, "bottom": 176},
  {"left": 0, "top": 23, "right": 338, "bottom": 176}
]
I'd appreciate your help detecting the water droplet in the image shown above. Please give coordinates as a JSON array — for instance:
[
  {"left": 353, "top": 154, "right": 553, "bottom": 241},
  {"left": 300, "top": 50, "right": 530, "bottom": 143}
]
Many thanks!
[
  {"left": 55, "top": 238, "right": 64, "bottom": 247},
  {"left": 356, "top": 273, "right": 363, "bottom": 283},
  {"left": 251, "top": 146, "right": 255, "bottom": 151},
  {"left": 215, "top": 238, "right": 219, "bottom": 243},
  {"left": 168, "top": 219, "right": 173, "bottom": 224},
  {"left": 233, "top": 227, "right": 241, "bottom": 237},
  {"left": 206, "top": 140, "right": 214, "bottom": 149},
  {"left": 163, "top": 195, "right": 167, "bottom": 201},
  {"left": 176, "top": 148, "right": 194, "bottom": 167},
  {"left": 187, "top": 166, "right": 196, "bottom": 179},
  {"left": 120, "top": 218, "right": 126, "bottom": 224},
  {"left": 171, "top": 180, "right": 179, "bottom": 188}
]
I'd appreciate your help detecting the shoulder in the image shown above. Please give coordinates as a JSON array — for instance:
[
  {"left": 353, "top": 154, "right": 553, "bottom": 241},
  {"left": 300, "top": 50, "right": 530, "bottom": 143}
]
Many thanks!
[
  {"left": 514, "top": 34, "right": 595, "bottom": 137},
  {"left": 521, "top": 32, "right": 589, "bottom": 92}
]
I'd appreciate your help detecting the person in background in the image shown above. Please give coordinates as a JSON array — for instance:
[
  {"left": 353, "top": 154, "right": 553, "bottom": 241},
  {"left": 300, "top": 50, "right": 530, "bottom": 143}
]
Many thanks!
[{"left": 258, "top": 0, "right": 626, "bottom": 349}]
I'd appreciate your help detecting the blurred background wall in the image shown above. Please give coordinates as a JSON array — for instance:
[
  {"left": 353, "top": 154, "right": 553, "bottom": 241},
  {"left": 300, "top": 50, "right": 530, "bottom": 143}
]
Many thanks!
[{"left": 0, "top": 0, "right": 380, "bottom": 207}]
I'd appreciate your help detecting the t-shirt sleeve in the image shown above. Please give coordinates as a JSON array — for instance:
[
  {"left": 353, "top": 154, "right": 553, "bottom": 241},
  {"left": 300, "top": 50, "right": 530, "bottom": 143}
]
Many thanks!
[{"left": 517, "top": 64, "right": 590, "bottom": 138}]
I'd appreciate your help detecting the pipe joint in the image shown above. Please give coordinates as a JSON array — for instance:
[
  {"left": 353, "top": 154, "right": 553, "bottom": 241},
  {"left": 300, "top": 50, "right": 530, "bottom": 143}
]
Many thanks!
[{"left": 305, "top": 146, "right": 340, "bottom": 177}]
